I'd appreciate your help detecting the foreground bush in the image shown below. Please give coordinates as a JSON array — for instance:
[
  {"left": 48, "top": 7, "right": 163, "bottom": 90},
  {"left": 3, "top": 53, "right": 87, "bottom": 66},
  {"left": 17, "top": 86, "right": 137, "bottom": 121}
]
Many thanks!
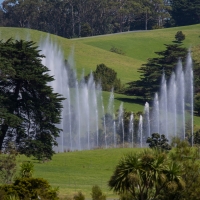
[
  {"left": 91, "top": 185, "right": 106, "bottom": 200},
  {"left": 73, "top": 191, "right": 85, "bottom": 200},
  {"left": 0, "top": 177, "right": 59, "bottom": 200},
  {"left": 108, "top": 149, "right": 185, "bottom": 200}
]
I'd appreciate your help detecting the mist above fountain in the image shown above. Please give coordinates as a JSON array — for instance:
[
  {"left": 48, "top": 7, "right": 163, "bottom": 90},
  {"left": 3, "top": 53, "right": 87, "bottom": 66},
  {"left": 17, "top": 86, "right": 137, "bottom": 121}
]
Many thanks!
[{"left": 39, "top": 38, "right": 193, "bottom": 151}]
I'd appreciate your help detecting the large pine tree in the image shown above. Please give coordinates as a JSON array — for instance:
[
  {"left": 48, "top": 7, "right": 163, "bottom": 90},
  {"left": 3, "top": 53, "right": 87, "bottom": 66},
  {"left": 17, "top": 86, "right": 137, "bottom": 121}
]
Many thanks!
[
  {"left": 0, "top": 39, "right": 64, "bottom": 160},
  {"left": 126, "top": 43, "right": 188, "bottom": 100}
]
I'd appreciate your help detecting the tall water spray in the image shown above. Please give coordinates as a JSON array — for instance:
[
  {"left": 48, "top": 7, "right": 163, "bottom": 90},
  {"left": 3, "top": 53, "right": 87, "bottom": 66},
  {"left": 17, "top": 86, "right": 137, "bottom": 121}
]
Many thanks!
[
  {"left": 39, "top": 37, "right": 193, "bottom": 150},
  {"left": 150, "top": 55, "right": 193, "bottom": 141},
  {"left": 118, "top": 103, "right": 124, "bottom": 147},
  {"left": 144, "top": 102, "right": 150, "bottom": 138},
  {"left": 185, "top": 52, "right": 194, "bottom": 145},
  {"left": 40, "top": 38, "right": 105, "bottom": 150},
  {"left": 138, "top": 115, "right": 143, "bottom": 147},
  {"left": 129, "top": 112, "right": 134, "bottom": 147}
]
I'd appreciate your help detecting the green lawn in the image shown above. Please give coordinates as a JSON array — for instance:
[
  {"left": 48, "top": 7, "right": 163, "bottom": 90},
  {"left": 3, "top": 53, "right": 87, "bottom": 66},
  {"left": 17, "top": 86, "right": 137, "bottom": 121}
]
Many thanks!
[
  {"left": 0, "top": 25, "right": 200, "bottom": 127},
  {"left": 17, "top": 148, "right": 142, "bottom": 199},
  {"left": 1, "top": 25, "right": 200, "bottom": 199},
  {"left": 1, "top": 25, "right": 200, "bottom": 84},
  {"left": 74, "top": 24, "right": 200, "bottom": 62},
  {"left": 0, "top": 27, "right": 142, "bottom": 84}
]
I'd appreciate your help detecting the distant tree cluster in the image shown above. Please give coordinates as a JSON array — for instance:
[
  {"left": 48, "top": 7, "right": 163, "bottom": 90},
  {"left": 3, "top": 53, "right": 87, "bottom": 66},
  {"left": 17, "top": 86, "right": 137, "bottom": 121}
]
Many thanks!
[
  {"left": 0, "top": 0, "right": 171, "bottom": 38},
  {"left": 85, "top": 63, "right": 122, "bottom": 92},
  {"left": 0, "top": 0, "right": 199, "bottom": 38},
  {"left": 169, "top": 0, "right": 200, "bottom": 27}
]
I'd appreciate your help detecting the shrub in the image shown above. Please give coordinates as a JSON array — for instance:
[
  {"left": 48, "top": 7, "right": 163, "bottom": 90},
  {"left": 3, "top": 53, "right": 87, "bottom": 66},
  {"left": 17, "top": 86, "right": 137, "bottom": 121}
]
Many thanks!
[
  {"left": 4, "top": 195, "right": 19, "bottom": 200},
  {"left": 19, "top": 161, "right": 34, "bottom": 178},
  {"left": 0, "top": 177, "right": 59, "bottom": 200},
  {"left": 0, "top": 143, "right": 18, "bottom": 184},
  {"left": 146, "top": 133, "right": 171, "bottom": 151},
  {"left": 119, "top": 192, "right": 132, "bottom": 200},
  {"left": 85, "top": 63, "right": 122, "bottom": 92},
  {"left": 91, "top": 185, "right": 106, "bottom": 200},
  {"left": 175, "top": 31, "right": 185, "bottom": 43},
  {"left": 73, "top": 191, "right": 85, "bottom": 200},
  {"left": 110, "top": 46, "right": 125, "bottom": 55}
]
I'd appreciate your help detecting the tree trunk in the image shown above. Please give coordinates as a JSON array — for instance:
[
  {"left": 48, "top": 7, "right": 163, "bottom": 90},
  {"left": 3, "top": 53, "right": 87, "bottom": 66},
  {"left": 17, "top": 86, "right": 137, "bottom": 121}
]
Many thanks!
[
  {"left": 78, "top": 16, "right": 81, "bottom": 37},
  {"left": 0, "top": 124, "right": 8, "bottom": 150},
  {"left": 145, "top": 11, "right": 148, "bottom": 30},
  {"left": 71, "top": 5, "right": 75, "bottom": 37}
]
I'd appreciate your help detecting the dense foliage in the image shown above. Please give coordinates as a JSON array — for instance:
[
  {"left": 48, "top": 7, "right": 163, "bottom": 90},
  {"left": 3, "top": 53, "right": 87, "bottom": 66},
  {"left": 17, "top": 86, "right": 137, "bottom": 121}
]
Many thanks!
[
  {"left": 0, "top": 144, "right": 18, "bottom": 184},
  {"left": 0, "top": 0, "right": 171, "bottom": 38},
  {"left": 85, "top": 63, "right": 122, "bottom": 92},
  {"left": 169, "top": 138, "right": 200, "bottom": 200},
  {"left": 0, "top": 0, "right": 199, "bottom": 38},
  {"left": 91, "top": 185, "right": 106, "bottom": 200},
  {"left": 108, "top": 149, "right": 185, "bottom": 200},
  {"left": 0, "top": 152, "right": 59, "bottom": 200},
  {"left": 125, "top": 42, "right": 188, "bottom": 99},
  {"left": 0, "top": 178, "right": 59, "bottom": 200},
  {"left": 146, "top": 133, "right": 171, "bottom": 150},
  {"left": 175, "top": 31, "right": 185, "bottom": 43},
  {"left": 109, "top": 140, "right": 200, "bottom": 200},
  {"left": 169, "top": 0, "right": 200, "bottom": 26},
  {"left": 0, "top": 39, "right": 64, "bottom": 159}
]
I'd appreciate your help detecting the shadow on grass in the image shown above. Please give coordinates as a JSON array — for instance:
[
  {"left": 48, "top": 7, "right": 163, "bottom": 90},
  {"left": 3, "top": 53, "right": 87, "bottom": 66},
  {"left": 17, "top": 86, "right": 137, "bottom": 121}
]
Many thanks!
[{"left": 115, "top": 97, "right": 145, "bottom": 105}]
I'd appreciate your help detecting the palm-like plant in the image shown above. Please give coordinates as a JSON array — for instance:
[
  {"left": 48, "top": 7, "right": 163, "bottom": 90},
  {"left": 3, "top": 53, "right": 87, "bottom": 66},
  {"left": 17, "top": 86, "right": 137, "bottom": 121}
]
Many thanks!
[{"left": 108, "top": 149, "right": 185, "bottom": 200}]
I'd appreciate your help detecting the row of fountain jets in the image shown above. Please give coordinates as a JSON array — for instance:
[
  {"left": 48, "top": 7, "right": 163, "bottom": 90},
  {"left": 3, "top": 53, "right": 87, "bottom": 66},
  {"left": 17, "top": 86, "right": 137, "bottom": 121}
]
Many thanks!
[{"left": 40, "top": 38, "right": 193, "bottom": 151}]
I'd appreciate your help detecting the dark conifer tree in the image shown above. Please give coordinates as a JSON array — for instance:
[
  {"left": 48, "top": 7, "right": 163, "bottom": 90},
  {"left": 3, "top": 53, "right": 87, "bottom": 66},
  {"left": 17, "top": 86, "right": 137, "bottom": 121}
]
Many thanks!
[
  {"left": 0, "top": 39, "right": 64, "bottom": 160},
  {"left": 126, "top": 43, "right": 187, "bottom": 100}
]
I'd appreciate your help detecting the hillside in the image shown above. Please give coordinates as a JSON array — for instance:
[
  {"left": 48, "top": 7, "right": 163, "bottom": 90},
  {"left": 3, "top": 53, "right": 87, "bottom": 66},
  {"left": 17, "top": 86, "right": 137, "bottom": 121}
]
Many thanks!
[
  {"left": 18, "top": 148, "right": 141, "bottom": 199},
  {"left": 0, "top": 25, "right": 200, "bottom": 128},
  {"left": 1, "top": 25, "right": 200, "bottom": 84},
  {"left": 74, "top": 24, "right": 200, "bottom": 63},
  {"left": 1, "top": 25, "right": 200, "bottom": 199}
]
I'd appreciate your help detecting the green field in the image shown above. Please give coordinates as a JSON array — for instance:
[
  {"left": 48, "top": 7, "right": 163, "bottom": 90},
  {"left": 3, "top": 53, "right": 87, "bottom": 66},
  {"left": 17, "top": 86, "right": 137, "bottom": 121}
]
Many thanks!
[
  {"left": 1, "top": 25, "right": 200, "bottom": 199},
  {"left": 1, "top": 25, "right": 200, "bottom": 123},
  {"left": 1, "top": 24, "right": 200, "bottom": 84},
  {"left": 17, "top": 148, "right": 142, "bottom": 199}
]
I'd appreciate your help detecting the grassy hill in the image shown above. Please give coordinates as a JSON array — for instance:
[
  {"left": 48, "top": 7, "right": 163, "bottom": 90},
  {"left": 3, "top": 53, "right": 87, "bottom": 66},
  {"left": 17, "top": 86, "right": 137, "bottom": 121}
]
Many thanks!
[
  {"left": 18, "top": 148, "right": 141, "bottom": 199},
  {"left": 0, "top": 25, "right": 200, "bottom": 128},
  {"left": 74, "top": 25, "right": 200, "bottom": 63},
  {"left": 1, "top": 25, "right": 200, "bottom": 199},
  {"left": 1, "top": 24, "right": 200, "bottom": 84}
]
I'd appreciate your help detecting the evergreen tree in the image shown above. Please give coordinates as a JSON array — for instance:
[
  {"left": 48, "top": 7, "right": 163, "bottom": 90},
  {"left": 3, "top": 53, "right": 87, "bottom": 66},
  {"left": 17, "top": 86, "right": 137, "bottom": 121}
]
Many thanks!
[
  {"left": 126, "top": 43, "right": 187, "bottom": 100},
  {"left": 175, "top": 31, "right": 185, "bottom": 43},
  {"left": 85, "top": 63, "right": 122, "bottom": 92},
  {"left": 0, "top": 39, "right": 64, "bottom": 160}
]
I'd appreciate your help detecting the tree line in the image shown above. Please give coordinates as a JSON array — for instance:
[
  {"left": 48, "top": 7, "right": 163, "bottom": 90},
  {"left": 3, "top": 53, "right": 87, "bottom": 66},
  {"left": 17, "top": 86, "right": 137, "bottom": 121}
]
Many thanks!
[{"left": 0, "top": 0, "right": 199, "bottom": 38}]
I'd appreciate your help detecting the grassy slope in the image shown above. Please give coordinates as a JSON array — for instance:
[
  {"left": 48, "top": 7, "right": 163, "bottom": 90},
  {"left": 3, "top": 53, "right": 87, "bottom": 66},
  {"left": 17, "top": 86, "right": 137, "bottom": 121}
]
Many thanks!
[
  {"left": 0, "top": 27, "right": 142, "bottom": 84},
  {"left": 17, "top": 148, "right": 142, "bottom": 199},
  {"left": 0, "top": 26, "right": 200, "bottom": 127},
  {"left": 1, "top": 25, "right": 200, "bottom": 198},
  {"left": 74, "top": 24, "right": 200, "bottom": 62}
]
